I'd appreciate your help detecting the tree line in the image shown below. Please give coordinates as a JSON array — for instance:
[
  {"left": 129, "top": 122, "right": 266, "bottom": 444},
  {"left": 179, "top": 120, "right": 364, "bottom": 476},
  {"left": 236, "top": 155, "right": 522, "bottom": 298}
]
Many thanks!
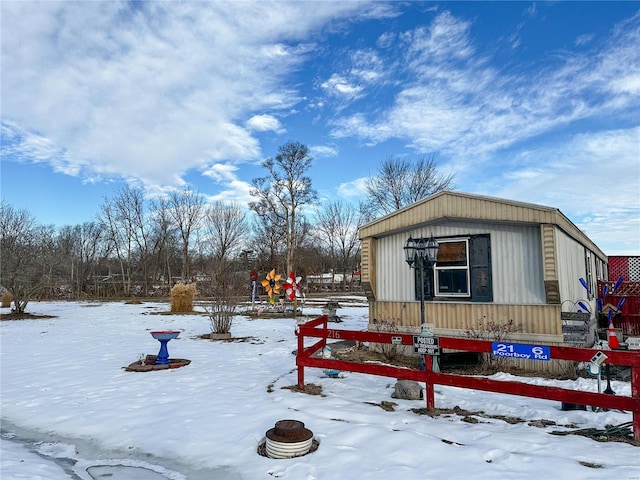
[{"left": 1, "top": 142, "right": 454, "bottom": 313}]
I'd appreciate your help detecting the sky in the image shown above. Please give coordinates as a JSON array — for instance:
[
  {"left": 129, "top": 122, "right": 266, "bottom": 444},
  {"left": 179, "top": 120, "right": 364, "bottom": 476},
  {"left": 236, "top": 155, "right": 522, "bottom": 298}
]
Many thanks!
[
  {"left": 1, "top": 298, "right": 639, "bottom": 479},
  {"left": 1, "top": 1, "right": 639, "bottom": 256}
]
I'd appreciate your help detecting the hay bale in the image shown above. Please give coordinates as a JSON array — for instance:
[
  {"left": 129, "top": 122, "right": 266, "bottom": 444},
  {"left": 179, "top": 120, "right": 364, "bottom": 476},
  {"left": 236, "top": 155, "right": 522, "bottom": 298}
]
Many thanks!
[
  {"left": 170, "top": 283, "right": 197, "bottom": 313},
  {"left": 1, "top": 291, "right": 13, "bottom": 308}
]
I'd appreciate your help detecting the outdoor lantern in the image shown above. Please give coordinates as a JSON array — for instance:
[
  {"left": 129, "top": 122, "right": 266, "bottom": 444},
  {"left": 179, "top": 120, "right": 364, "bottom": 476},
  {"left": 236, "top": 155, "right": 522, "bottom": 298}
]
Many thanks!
[
  {"left": 404, "top": 232, "right": 440, "bottom": 372},
  {"left": 425, "top": 234, "right": 439, "bottom": 265},
  {"left": 405, "top": 234, "right": 439, "bottom": 267},
  {"left": 414, "top": 237, "right": 426, "bottom": 261},
  {"left": 404, "top": 236, "right": 416, "bottom": 267}
]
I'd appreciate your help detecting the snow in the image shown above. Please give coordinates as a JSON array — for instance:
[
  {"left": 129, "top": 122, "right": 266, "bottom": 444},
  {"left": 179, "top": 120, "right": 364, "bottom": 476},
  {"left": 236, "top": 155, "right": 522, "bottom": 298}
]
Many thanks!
[{"left": 1, "top": 299, "right": 638, "bottom": 479}]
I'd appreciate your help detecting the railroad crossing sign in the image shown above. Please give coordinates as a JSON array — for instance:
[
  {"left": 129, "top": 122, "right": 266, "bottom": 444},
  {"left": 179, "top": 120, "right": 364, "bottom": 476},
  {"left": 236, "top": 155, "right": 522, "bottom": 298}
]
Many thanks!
[{"left": 413, "top": 335, "right": 440, "bottom": 355}]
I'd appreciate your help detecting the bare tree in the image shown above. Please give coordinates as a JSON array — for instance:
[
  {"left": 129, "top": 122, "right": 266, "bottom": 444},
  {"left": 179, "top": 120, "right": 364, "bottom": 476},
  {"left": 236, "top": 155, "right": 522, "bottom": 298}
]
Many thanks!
[
  {"left": 111, "top": 186, "right": 153, "bottom": 294},
  {"left": 249, "top": 213, "right": 284, "bottom": 273},
  {"left": 249, "top": 141, "right": 317, "bottom": 275},
  {"left": 149, "top": 198, "right": 180, "bottom": 289},
  {"left": 205, "top": 201, "right": 248, "bottom": 261},
  {"left": 203, "top": 201, "right": 248, "bottom": 295},
  {"left": 362, "top": 155, "right": 455, "bottom": 220},
  {"left": 39, "top": 223, "right": 58, "bottom": 296},
  {"left": 166, "top": 188, "right": 205, "bottom": 281},
  {"left": 57, "top": 222, "right": 105, "bottom": 297},
  {"left": 0, "top": 201, "right": 54, "bottom": 313},
  {"left": 99, "top": 192, "right": 134, "bottom": 296},
  {"left": 314, "top": 200, "right": 362, "bottom": 290}
]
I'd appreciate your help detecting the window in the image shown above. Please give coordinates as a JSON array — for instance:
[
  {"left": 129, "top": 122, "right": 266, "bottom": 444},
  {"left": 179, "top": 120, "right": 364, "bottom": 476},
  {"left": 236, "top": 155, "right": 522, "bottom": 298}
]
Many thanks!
[
  {"left": 584, "top": 250, "right": 594, "bottom": 300},
  {"left": 413, "top": 234, "right": 492, "bottom": 302},
  {"left": 435, "top": 240, "right": 470, "bottom": 297}
]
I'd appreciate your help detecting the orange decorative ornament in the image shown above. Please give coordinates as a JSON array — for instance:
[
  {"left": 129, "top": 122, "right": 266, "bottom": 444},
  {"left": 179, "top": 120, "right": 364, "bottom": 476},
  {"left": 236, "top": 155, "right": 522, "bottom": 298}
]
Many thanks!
[{"left": 261, "top": 269, "right": 282, "bottom": 304}]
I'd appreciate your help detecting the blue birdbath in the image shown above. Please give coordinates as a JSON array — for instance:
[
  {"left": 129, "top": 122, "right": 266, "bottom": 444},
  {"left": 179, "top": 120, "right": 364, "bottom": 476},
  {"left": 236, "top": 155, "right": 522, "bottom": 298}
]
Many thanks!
[{"left": 150, "top": 331, "right": 181, "bottom": 365}]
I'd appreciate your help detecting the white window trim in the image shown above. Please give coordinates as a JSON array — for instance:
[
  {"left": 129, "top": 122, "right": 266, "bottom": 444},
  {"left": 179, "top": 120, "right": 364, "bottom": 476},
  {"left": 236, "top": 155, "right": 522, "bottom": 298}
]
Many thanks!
[{"left": 434, "top": 238, "right": 471, "bottom": 298}]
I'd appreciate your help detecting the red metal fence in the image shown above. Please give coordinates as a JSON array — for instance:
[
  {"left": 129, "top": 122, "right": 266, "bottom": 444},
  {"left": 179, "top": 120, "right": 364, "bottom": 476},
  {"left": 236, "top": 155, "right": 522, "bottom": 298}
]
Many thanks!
[{"left": 296, "top": 315, "right": 640, "bottom": 443}]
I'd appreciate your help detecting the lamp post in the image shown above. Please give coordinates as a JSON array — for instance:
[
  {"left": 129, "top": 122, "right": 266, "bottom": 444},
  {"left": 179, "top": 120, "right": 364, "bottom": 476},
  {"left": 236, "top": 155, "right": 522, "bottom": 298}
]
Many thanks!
[
  {"left": 404, "top": 233, "right": 439, "bottom": 370},
  {"left": 242, "top": 249, "right": 258, "bottom": 308}
]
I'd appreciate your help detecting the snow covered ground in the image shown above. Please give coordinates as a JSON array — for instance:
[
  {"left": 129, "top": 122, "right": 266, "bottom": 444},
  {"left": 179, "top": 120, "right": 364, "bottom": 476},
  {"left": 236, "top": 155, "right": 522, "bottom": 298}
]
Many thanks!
[{"left": 1, "top": 298, "right": 638, "bottom": 479}]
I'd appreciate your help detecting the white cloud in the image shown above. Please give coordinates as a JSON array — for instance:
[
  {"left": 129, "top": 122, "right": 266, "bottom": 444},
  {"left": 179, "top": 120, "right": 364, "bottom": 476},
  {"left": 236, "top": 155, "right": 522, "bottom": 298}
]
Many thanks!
[
  {"left": 201, "top": 163, "right": 254, "bottom": 207},
  {"left": 332, "top": 9, "right": 640, "bottom": 166},
  {"left": 310, "top": 145, "right": 338, "bottom": 158},
  {"left": 0, "top": 1, "right": 372, "bottom": 190},
  {"left": 246, "top": 115, "right": 284, "bottom": 133},
  {"left": 575, "top": 34, "right": 594, "bottom": 46},
  {"left": 321, "top": 74, "right": 364, "bottom": 99},
  {"left": 349, "top": 49, "right": 384, "bottom": 83},
  {"left": 2, "top": 122, "right": 61, "bottom": 164},
  {"left": 317, "top": 48, "right": 387, "bottom": 112},
  {"left": 524, "top": 3, "right": 537, "bottom": 18},
  {"left": 202, "top": 163, "right": 239, "bottom": 183},
  {"left": 337, "top": 177, "right": 368, "bottom": 199},
  {"left": 206, "top": 179, "right": 254, "bottom": 207},
  {"left": 479, "top": 127, "right": 640, "bottom": 255},
  {"left": 609, "top": 75, "right": 640, "bottom": 95},
  {"left": 376, "top": 31, "right": 395, "bottom": 49},
  {"left": 403, "top": 11, "right": 475, "bottom": 64}
]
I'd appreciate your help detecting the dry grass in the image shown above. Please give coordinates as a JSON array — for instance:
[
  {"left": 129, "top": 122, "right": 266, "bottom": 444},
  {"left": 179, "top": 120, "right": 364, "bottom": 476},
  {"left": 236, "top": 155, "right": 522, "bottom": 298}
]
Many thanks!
[
  {"left": 1, "top": 291, "right": 13, "bottom": 308},
  {"left": 170, "top": 283, "right": 197, "bottom": 313}
]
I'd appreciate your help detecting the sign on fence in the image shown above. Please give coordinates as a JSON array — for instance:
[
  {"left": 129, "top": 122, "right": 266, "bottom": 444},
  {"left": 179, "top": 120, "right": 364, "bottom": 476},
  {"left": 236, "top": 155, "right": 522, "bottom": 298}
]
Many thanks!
[
  {"left": 561, "top": 312, "right": 590, "bottom": 345},
  {"left": 492, "top": 342, "right": 551, "bottom": 361},
  {"left": 413, "top": 336, "right": 440, "bottom": 355}
]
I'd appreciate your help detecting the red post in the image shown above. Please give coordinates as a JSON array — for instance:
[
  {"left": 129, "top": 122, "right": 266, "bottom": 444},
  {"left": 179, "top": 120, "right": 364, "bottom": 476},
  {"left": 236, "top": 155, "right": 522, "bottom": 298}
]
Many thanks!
[
  {"left": 297, "top": 319, "right": 305, "bottom": 390},
  {"left": 632, "top": 365, "right": 640, "bottom": 443},
  {"left": 424, "top": 355, "right": 435, "bottom": 410}
]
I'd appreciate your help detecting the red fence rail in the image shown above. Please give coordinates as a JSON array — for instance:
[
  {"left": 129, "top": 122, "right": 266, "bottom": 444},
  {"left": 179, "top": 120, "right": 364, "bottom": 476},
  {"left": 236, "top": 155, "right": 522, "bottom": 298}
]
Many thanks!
[{"left": 296, "top": 315, "right": 640, "bottom": 443}]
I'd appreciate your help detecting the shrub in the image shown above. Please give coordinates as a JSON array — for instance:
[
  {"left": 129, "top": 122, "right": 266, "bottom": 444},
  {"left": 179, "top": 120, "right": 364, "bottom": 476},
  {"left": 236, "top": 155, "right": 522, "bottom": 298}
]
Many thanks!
[
  {"left": 1, "top": 291, "right": 13, "bottom": 308},
  {"left": 371, "top": 317, "right": 400, "bottom": 362},
  {"left": 465, "top": 315, "right": 523, "bottom": 373},
  {"left": 170, "top": 283, "right": 197, "bottom": 313},
  {"left": 206, "top": 298, "right": 236, "bottom": 335}
]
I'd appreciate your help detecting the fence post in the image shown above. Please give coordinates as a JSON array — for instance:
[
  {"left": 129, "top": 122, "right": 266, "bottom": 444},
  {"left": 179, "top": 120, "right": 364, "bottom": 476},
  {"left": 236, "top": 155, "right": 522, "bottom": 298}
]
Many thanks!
[
  {"left": 424, "top": 355, "right": 435, "bottom": 410},
  {"left": 297, "top": 321, "right": 305, "bottom": 390},
  {"left": 632, "top": 365, "right": 640, "bottom": 443}
]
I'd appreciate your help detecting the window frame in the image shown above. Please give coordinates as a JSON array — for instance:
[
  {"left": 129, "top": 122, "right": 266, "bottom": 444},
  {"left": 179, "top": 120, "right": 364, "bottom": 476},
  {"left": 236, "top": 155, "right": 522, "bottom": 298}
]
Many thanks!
[{"left": 434, "top": 238, "right": 471, "bottom": 298}]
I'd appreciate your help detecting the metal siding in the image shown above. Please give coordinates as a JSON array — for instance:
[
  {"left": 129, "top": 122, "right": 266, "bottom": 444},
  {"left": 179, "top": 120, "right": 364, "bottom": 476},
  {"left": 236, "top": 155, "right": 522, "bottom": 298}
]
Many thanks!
[
  {"left": 361, "top": 237, "right": 377, "bottom": 300},
  {"left": 370, "top": 301, "right": 563, "bottom": 336},
  {"left": 360, "top": 238, "right": 370, "bottom": 283},
  {"left": 491, "top": 225, "right": 545, "bottom": 304},
  {"left": 376, "top": 221, "right": 545, "bottom": 304},
  {"left": 555, "top": 229, "right": 593, "bottom": 307},
  {"left": 376, "top": 235, "right": 412, "bottom": 301},
  {"left": 541, "top": 224, "right": 558, "bottom": 280}
]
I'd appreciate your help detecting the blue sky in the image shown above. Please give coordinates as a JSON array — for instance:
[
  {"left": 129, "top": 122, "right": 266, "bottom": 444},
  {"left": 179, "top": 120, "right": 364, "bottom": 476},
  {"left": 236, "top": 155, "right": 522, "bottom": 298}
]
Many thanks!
[{"left": 1, "top": 1, "right": 639, "bottom": 255}]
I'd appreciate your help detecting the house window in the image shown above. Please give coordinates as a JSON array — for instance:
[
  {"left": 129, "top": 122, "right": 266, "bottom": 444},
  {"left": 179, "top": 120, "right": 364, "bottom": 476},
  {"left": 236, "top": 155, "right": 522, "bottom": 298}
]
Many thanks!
[
  {"left": 435, "top": 240, "right": 470, "bottom": 297},
  {"left": 584, "top": 250, "right": 594, "bottom": 300},
  {"left": 413, "top": 234, "right": 492, "bottom": 302}
]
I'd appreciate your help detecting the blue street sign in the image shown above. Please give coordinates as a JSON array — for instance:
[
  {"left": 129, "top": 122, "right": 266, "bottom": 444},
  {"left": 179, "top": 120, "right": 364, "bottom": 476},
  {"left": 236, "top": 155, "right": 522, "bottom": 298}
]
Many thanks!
[{"left": 491, "top": 342, "right": 551, "bottom": 361}]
